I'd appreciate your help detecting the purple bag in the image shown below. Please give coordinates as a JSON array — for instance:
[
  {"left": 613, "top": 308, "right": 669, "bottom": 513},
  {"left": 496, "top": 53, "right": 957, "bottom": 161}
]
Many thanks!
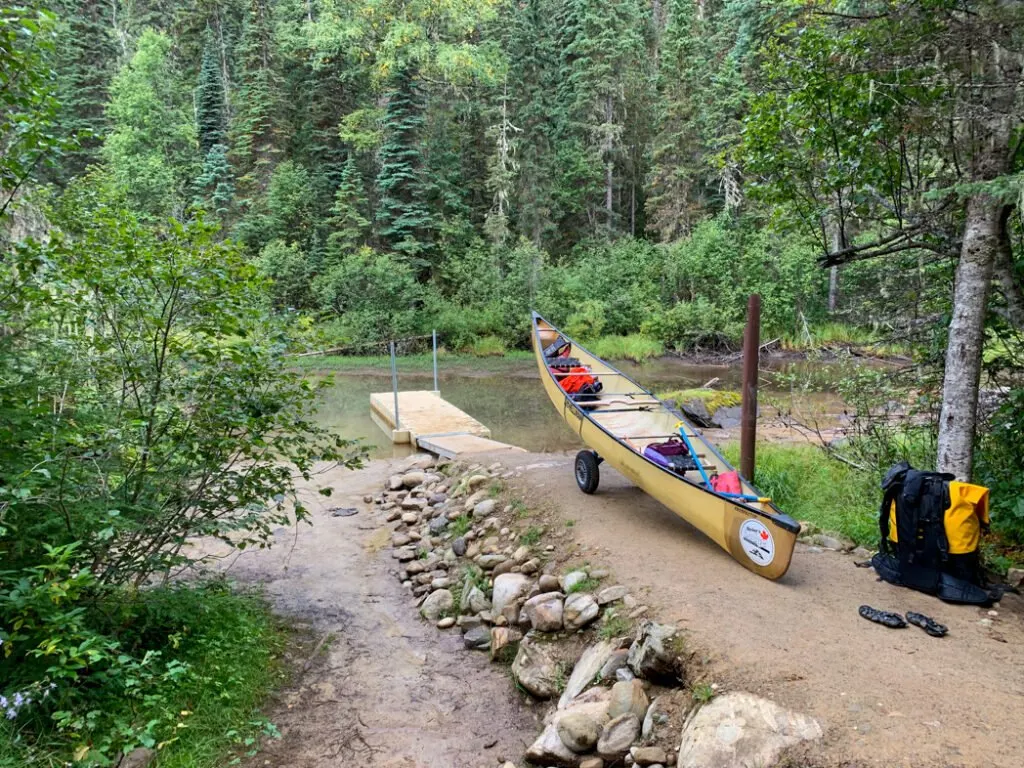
[{"left": 643, "top": 438, "right": 698, "bottom": 475}]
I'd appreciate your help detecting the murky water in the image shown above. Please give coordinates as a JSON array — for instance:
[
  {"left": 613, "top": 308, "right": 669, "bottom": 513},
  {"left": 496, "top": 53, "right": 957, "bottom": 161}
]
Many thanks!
[{"left": 312, "top": 357, "right": 860, "bottom": 458}]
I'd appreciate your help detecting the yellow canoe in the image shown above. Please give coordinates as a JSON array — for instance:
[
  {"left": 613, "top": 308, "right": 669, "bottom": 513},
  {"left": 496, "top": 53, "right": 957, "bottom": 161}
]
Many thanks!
[{"left": 532, "top": 312, "right": 799, "bottom": 580}]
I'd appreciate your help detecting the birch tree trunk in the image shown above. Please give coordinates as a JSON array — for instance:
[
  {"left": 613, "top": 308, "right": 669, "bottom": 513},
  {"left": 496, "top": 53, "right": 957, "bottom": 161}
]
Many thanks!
[{"left": 936, "top": 195, "right": 1001, "bottom": 479}]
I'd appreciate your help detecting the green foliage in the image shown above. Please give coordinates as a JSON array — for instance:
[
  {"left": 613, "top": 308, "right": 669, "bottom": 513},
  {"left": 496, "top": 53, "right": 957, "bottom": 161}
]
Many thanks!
[
  {"left": 977, "top": 389, "right": 1024, "bottom": 544},
  {"left": 449, "top": 515, "right": 472, "bottom": 537},
  {"left": 566, "top": 576, "right": 601, "bottom": 594},
  {"left": 597, "top": 610, "right": 631, "bottom": 640},
  {"left": 691, "top": 683, "right": 715, "bottom": 703},
  {"left": 519, "top": 526, "right": 544, "bottom": 547},
  {"left": 585, "top": 335, "right": 664, "bottom": 362},
  {"left": 102, "top": 30, "right": 198, "bottom": 220}
]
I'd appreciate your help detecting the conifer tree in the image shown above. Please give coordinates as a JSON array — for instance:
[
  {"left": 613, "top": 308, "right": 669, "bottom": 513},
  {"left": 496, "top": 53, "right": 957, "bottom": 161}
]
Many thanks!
[
  {"left": 196, "top": 30, "right": 228, "bottom": 156},
  {"left": 374, "top": 68, "right": 436, "bottom": 270},
  {"left": 326, "top": 155, "right": 371, "bottom": 259}
]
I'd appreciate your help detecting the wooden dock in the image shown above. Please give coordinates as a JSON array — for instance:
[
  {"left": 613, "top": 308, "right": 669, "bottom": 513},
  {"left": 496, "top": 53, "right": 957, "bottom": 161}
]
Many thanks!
[{"left": 369, "top": 390, "right": 525, "bottom": 459}]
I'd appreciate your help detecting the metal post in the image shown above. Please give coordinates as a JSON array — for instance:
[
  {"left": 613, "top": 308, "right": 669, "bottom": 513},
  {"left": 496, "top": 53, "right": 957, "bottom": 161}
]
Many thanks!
[
  {"left": 740, "top": 294, "right": 761, "bottom": 481},
  {"left": 390, "top": 341, "right": 400, "bottom": 429},
  {"left": 432, "top": 329, "right": 439, "bottom": 393}
]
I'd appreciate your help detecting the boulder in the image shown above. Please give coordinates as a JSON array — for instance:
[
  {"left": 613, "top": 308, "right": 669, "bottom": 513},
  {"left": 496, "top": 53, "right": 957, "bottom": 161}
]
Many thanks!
[
  {"left": 557, "top": 712, "right": 601, "bottom": 753},
  {"left": 392, "top": 533, "right": 412, "bottom": 547},
  {"left": 401, "top": 471, "right": 426, "bottom": 488},
  {"left": 473, "top": 499, "right": 497, "bottom": 518},
  {"left": 452, "top": 537, "right": 467, "bottom": 556},
  {"left": 627, "top": 621, "right": 685, "bottom": 683},
  {"left": 400, "top": 511, "right": 419, "bottom": 523},
  {"left": 490, "top": 626, "right": 522, "bottom": 662},
  {"left": 492, "top": 559, "right": 516, "bottom": 577},
  {"left": 467, "top": 586, "right": 491, "bottom": 615},
  {"left": 676, "top": 692, "right": 822, "bottom": 768},
  {"left": 521, "top": 558, "right": 541, "bottom": 575},
  {"left": 525, "top": 722, "right": 579, "bottom": 767},
  {"left": 478, "top": 553, "right": 507, "bottom": 570},
  {"left": 599, "top": 649, "right": 630, "bottom": 681},
  {"left": 642, "top": 695, "right": 666, "bottom": 740},
  {"left": 562, "top": 569, "right": 588, "bottom": 592},
  {"left": 597, "top": 713, "right": 640, "bottom": 759},
  {"left": 419, "top": 589, "right": 453, "bottom": 621},
  {"left": 539, "top": 574, "right": 561, "bottom": 592},
  {"left": 388, "top": 474, "right": 404, "bottom": 491},
  {"left": 492, "top": 573, "right": 532, "bottom": 615},
  {"left": 597, "top": 585, "right": 629, "bottom": 605},
  {"left": 401, "top": 496, "right": 426, "bottom": 511},
  {"left": 511, "top": 637, "right": 560, "bottom": 699},
  {"left": 463, "top": 625, "right": 492, "bottom": 650},
  {"left": 564, "top": 593, "right": 600, "bottom": 631},
  {"left": 512, "top": 545, "right": 532, "bottom": 563},
  {"left": 607, "top": 679, "right": 648, "bottom": 721},
  {"left": 632, "top": 745, "right": 667, "bottom": 766},
  {"left": 558, "top": 640, "right": 618, "bottom": 708},
  {"left": 523, "top": 592, "right": 565, "bottom": 632}
]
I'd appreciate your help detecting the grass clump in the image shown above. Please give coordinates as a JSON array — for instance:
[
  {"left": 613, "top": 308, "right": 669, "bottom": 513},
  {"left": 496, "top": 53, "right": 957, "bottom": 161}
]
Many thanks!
[
  {"left": 519, "top": 526, "right": 544, "bottom": 546},
  {"left": 468, "top": 335, "right": 507, "bottom": 357},
  {"left": 449, "top": 515, "right": 472, "bottom": 537},
  {"left": 722, "top": 442, "right": 879, "bottom": 545},
  {"left": 586, "top": 334, "right": 664, "bottom": 362},
  {"left": 597, "top": 611, "right": 631, "bottom": 640},
  {"left": 566, "top": 576, "right": 602, "bottom": 594},
  {"left": 511, "top": 500, "right": 530, "bottom": 519},
  {"left": 691, "top": 683, "right": 716, "bottom": 703}
]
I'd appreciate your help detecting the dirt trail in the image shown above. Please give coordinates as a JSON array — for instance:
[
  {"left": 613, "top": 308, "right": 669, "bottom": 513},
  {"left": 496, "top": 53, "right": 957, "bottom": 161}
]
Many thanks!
[
  {"left": 200, "top": 460, "right": 539, "bottom": 768},
  {"left": 501, "top": 451, "right": 1024, "bottom": 768}
]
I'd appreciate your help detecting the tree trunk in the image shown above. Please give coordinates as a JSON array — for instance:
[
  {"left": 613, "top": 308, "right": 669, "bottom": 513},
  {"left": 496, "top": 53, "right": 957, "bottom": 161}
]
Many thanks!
[
  {"left": 936, "top": 195, "right": 1001, "bottom": 479},
  {"left": 605, "top": 94, "right": 614, "bottom": 232},
  {"left": 992, "top": 207, "right": 1024, "bottom": 328}
]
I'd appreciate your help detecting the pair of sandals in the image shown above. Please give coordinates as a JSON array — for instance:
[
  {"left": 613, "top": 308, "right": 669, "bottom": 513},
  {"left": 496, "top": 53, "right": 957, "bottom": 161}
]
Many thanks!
[{"left": 859, "top": 605, "right": 948, "bottom": 637}]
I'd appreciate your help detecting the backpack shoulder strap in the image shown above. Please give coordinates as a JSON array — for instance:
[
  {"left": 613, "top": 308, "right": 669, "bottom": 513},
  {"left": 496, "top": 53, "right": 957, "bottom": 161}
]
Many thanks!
[{"left": 878, "top": 483, "right": 900, "bottom": 555}]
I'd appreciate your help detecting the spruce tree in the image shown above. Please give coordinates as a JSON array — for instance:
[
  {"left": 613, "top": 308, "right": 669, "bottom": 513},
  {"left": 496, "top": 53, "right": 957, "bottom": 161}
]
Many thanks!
[
  {"left": 326, "top": 155, "right": 371, "bottom": 260},
  {"left": 374, "top": 68, "right": 436, "bottom": 270},
  {"left": 196, "top": 30, "right": 228, "bottom": 156}
]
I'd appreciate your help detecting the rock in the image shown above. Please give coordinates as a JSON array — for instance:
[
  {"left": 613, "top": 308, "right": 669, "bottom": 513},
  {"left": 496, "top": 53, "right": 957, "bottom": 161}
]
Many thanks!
[
  {"left": 478, "top": 554, "right": 507, "bottom": 570},
  {"left": 679, "top": 397, "right": 718, "bottom": 428},
  {"left": 436, "top": 616, "right": 456, "bottom": 629},
  {"left": 597, "top": 713, "right": 641, "bottom": 759},
  {"left": 633, "top": 746, "right": 667, "bottom": 766},
  {"left": 430, "top": 576, "right": 451, "bottom": 590},
  {"left": 512, "top": 545, "right": 532, "bottom": 563},
  {"left": 557, "top": 712, "right": 601, "bottom": 753},
  {"left": 473, "top": 499, "right": 497, "bottom": 518},
  {"left": 463, "top": 586, "right": 491, "bottom": 615},
  {"left": 388, "top": 474, "right": 404, "bottom": 491},
  {"left": 405, "top": 560, "right": 426, "bottom": 575},
  {"left": 539, "top": 574, "right": 561, "bottom": 592},
  {"left": 608, "top": 679, "right": 649, "bottom": 721},
  {"left": 564, "top": 593, "right": 600, "bottom": 630},
  {"left": 642, "top": 696, "right": 666, "bottom": 739},
  {"left": 1007, "top": 567, "right": 1024, "bottom": 588},
  {"left": 467, "top": 473, "right": 489, "bottom": 488},
  {"left": 119, "top": 748, "right": 155, "bottom": 768},
  {"left": 616, "top": 668, "right": 635, "bottom": 682},
  {"left": 401, "top": 511, "right": 419, "bottom": 524},
  {"left": 814, "top": 533, "right": 856, "bottom": 552},
  {"left": 628, "top": 621, "right": 684, "bottom": 683},
  {"left": 393, "top": 547, "right": 417, "bottom": 562},
  {"left": 492, "top": 573, "right": 532, "bottom": 615},
  {"left": 493, "top": 559, "right": 516, "bottom": 577},
  {"left": 562, "top": 570, "right": 589, "bottom": 592},
  {"left": 428, "top": 516, "right": 448, "bottom": 534},
  {"left": 511, "top": 637, "right": 560, "bottom": 699},
  {"left": 452, "top": 537, "right": 467, "bottom": 556},
  {"left": 523, "top": 592, "right": 565, "bottom": 632},
  {"left": 599, "top": 649, "right": 630, "bottom": 680},
  {"left": 521, "top": 558, "right": 541, "bottom": 575},
  {"left": 392, "top": 533, "right": 412, "bottom": 547},
  {"left": 385, "top": 509, "right": 402, "bottom": 522},
  {"left": 598, "top": 585, "right": 629, "bottom": 605},
  {"left": 463, "top": 625, "right": 492, "bottom": 650},
  {"left": 525, "top": 722, "right": 579, "bottom": 767},
  {"left": 401, "top": 471, "right": 426, "bottom": 488},
  {"left": 419, "top": 589, "right": 453, "bottom": 621},
  {"left": 676, "top": 692, "right": 822, "bottom": 768},
  {"left": 580, "top": 759, "right": 605, "bottom": 768},
  {"left": 558, "top": 640, "right": 618, "bottom": 708},
  {"left": 363, "top": 494, "right": 374, "bottom": 504},
  {"left": 457, "top": 615, "right": 483, "bottom": 631},
  {"left": 490, "top": 626, "right": 522, "bottom": 662}
]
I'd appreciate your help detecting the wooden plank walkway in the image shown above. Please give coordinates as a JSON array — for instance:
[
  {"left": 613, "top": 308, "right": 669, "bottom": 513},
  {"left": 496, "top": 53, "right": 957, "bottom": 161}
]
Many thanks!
[{"left": 369, "top": 390, "right": 524, "bottom": 458}]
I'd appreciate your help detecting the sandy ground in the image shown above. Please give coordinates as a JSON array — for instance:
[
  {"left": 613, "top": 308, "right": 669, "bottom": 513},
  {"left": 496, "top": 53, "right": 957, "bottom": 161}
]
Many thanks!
[
  {"left": 500, "top": 451, "right": 1024, "bottom": 768},
  {"left": 201, "top": 460, "right": 540, "bottom": 768}
]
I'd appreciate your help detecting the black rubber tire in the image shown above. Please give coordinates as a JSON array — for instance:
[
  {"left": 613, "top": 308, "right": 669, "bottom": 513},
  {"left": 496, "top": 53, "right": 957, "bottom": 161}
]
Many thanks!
[{"left": 574, "top": 450, "right": 600, "bottom": 494}]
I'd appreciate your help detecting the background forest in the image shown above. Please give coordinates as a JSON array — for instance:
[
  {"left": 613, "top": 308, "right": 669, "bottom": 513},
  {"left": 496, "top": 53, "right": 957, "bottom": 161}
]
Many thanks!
[{"left": 3, "top": 0, "right": 1024, "bottom": 765}]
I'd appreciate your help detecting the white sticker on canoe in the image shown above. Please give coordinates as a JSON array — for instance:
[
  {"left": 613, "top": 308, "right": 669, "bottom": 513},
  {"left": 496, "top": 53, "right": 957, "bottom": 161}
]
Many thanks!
[{"left": 739, "top": 519, "right": 775, "bottom": 567}]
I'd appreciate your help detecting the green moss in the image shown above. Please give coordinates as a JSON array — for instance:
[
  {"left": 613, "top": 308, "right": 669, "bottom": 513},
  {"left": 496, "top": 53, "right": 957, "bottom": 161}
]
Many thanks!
[{"left": 657, "top": 388, "right": 742, "bottom": 414}]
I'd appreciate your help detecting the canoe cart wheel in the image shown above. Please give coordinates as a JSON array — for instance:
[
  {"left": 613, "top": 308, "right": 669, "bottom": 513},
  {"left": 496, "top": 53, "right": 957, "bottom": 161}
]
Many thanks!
[{"left": 574, "top": 450, "right": 601, "bottom": 494}]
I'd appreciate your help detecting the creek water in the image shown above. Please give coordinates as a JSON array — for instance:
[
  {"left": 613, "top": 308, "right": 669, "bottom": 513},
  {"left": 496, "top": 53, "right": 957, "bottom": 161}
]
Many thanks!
[{"left": 312, "top": 357, "right": 856, "bottom": 459}]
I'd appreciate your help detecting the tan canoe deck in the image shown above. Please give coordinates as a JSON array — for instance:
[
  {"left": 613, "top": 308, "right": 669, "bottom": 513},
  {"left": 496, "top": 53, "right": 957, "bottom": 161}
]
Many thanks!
[{"left": 369, "top": 390, "right": 525, "bottom": 458}]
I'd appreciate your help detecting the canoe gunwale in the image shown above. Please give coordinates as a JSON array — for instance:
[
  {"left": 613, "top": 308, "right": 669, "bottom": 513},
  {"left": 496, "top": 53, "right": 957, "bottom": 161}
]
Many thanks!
[{"left": 531, "top": 311, "right": 800, "bottom": 536}]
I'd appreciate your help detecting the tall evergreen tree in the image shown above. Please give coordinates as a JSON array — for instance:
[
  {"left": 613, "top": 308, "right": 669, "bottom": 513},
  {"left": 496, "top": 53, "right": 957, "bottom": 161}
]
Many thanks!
[
  {"left": 374, "top": 68, "right": 436, "bottom": 270},
  {"left": 326, "top": 154, "right": 371, "bottom": 258},
  {"left": 196, "top": 30, "right": 228, "bottom": 156}
]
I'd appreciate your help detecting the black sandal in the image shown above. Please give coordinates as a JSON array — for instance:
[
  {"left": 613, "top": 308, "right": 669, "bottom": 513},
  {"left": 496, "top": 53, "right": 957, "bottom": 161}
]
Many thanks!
[
  {"left": 905, "top": 611, "right": 948, "bottom": 637},
  {"left": 859, "top": 605, "right": 907, "bottom": 628}
]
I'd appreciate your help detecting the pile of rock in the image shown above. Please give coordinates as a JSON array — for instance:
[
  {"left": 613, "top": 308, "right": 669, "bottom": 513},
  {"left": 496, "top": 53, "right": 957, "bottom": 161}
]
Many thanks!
[{"left": 372, "top": 454, "right": 822, "bottom": 768}]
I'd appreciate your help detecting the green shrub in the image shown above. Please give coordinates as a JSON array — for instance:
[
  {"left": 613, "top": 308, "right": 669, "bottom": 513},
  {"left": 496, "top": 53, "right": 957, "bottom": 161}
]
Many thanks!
[
  {"left": 586, "top": 334, "right": 664, "bottom": 361},
  {"left": 470, "top": 335, "right": 507, "bottom": 357},
  {"left": 643, "top": 297, "right": 744, "bottom": 351}
]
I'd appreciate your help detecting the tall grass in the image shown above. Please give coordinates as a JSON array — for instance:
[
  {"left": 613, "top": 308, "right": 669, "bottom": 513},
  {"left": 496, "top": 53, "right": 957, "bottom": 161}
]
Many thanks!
[
  {"left": 722, "top": 442, "right": 880, "bottom": 545},
  {"left": 585, "top": 334, "right": 664, "bottom": 362}
]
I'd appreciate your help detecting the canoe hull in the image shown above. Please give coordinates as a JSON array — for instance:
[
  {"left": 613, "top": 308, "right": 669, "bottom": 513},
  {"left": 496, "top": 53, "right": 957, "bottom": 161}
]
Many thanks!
[{"left": 532, "top": 314, "right": 797, "bottom": 580}]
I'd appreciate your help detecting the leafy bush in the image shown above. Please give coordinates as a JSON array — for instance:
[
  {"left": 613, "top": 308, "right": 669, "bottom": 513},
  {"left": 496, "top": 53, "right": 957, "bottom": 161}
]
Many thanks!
[
  {"left": 642, "top": 297, "right": 744, "bottom": 351},
  {"left": 259, "top": 239, "right": 315, "bottom": 310},
  {"left": 586, "top": 335, "right": 665, "bottom": 361},
  {"left": 977, "top": 388, "right": 1024, "bottom": 544}
]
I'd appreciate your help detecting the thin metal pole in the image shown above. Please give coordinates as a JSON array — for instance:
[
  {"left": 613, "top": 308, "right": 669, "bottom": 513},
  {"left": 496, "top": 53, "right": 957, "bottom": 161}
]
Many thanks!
[
  {"left": 740, "top": 294, "right": 761, "bottom": 481},
  {"left": 390, "top": 341, "right": 400, "bottom": 429},
  {"left": 432, "top": 329, "right": 439, "bottom": 393}
]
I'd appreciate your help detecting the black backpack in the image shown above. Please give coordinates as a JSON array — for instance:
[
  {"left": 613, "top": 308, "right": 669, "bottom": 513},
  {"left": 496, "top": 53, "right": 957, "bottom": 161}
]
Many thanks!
[{"left": 871, "top": 462, "right": 995, "bottom": 606}]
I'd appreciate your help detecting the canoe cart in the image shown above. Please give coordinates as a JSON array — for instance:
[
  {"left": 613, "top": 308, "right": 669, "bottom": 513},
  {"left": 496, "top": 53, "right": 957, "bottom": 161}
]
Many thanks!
[{"left": 531, "top": 312, "right": 800, "bottom": 580}]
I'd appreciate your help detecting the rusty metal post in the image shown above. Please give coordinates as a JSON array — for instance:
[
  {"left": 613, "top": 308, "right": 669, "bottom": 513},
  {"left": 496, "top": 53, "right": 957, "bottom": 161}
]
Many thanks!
[{"left": 740, "top": 294, "right": 761, "bottom": 481}]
